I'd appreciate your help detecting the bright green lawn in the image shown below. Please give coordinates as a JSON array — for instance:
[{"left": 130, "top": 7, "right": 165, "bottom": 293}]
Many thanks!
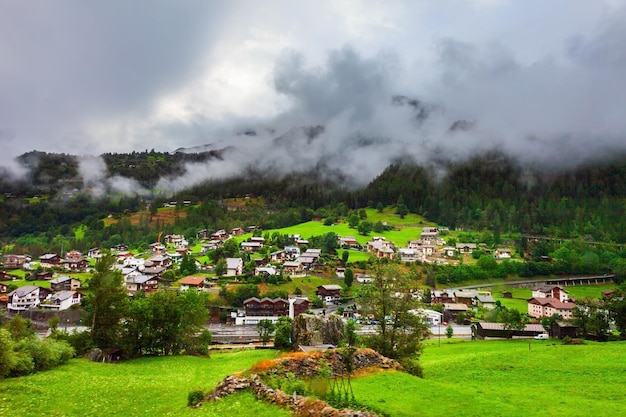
[
  {"left": 337, "top": 249, "right": 372, "bottom": 264},
  {"left": 1, "top": 279, "right": 51, "bottom": 289},
  {"left": 351, "top": 339, "right": 626, "bottom": 417},
  {"left": 0, "top": 351, "right": 291, "bottom": 417}
]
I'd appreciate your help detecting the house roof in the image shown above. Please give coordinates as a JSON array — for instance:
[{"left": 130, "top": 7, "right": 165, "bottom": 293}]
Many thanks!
[
  {"left": 51, "top": 291, "right": 77, "bottom": 301},
  {"left": 475, "top": 294, "right": 496, "bottom": 303},
  {"left": 226, "top": 258, "right": 243, "bottom": 269},
  {"left": 126, "top": 275, "right": 154, "bottom": 284},
  {"left": 179, "top": 276, "right": 206, "bottom": 286},
  {"left": 443, "top": 303, "right": 469, "bottom": 311},
  {"left": 455, "top": 290, "right": 478, "bottom": 298},
  {"left": 532, "top": 285, "right": 568, "bottom": 294},
  {"left": 455, "top": 243, "right": 477, "bottom": 249},
  {"left": 318, "top": 284, "right": 342, "bottom": 291},
  {"left": 9, "top": 285, "right": 40, "bottom": 297},
  {"left": 49, "top": 277, "right": 72, "bottom": 284},
  {"left": 40, "top": 253, "right": 59, "bottom": 260},
  {"left": 528, "top": 297, "right": 575, "bottom": 309},
  {"left": 478, "top": 322, "right": 545, "bottom": 332}
]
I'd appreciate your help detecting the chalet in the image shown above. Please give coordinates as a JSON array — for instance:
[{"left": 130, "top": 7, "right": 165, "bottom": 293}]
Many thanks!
[
  {"left": 164, "top": 234, "right": 188, "bottom": 249},
  {"left": 295, "top": 238, "right": 309, "bottom": 246},
  {"left": 87, "top": 248, "right": 101, "bottom": 258},
  {"left": 398, "top": 248, "right": 420, "bottom": 262},
  {"left": 122, "top": 257, "right": 145, "bottom": 268},
  {"left": 289, "top": 295, "right": 310, "bottom": 317},
  {"left": 339, "top": 236, "right": 359, "bottom": 248},
  {"left": 40, "top": 291, "right": 82, "bottom": 311},
  {"left": 0, "top": 282, "right": 8, "bottom": 293},
  {"left": 36, "top": 271, "right": 54, "bottom": 280},
  {"left": 178, "top": 276, "right": 210, "bottom": 291},
  {"left": 241, "top": 241, "right": 263, "bottom": 252},
  {"left": 40, "top": 253, "right": 62, "bottom": 268},
  {"left": 247, "top": 226, "right": 259, "bottom": 233},
  {"left": 456, "top": 243, "right": 477, "bottom": 254},
  {"left": 142, "top": 266, "right": 167, "bottom": 277},
  {"left": 316, "top": 284, "right": 342, "bottom": 304},
  {"left": 283, "top": 260, "right": 303, "bottom": 275},
  {"left": 2, "top": 254, "right": 29, "bottom": 268},
  {"left": 147, "top": 254, "right": 172, "bottom": 269},
  {"left": 231, "top": 227, "right": 245, "bottom": 236},
  {"left": 125, "top": 275, "right": 158, "bottom": 296},
  {"left": 531, "top": 285, "right": 569, "bottom": 303},
  {"left": 231, "top": 296, "right": 303, "bottom": 325},
  {"left": 367, "top": 238, "right": 395, "bottom": 259},
  {"left": 284, "top": 246, "right": 301, "bottom": 259},
  {"left": 50, "top": 276, "right": 81, "bottom": 292},
  {"left": 420, "top": 229, "right": 439, "bottom": 243},
  {"left": 454, "top": 290, "right": 478, "bottom": 305},
  {"left": 7, "top": 286, "right": 51, "bottom": 311},
  {"left": 201, "top": 240, "right": 222, "bottom": 253},
  {"left": 473, "top": 294, "right": 496, "bottom": 309},
  {"left": 270, "top": 250, "right": 286, "bottom": 262},
  {"left": 211, "top": 230, "right": 229, "bottom": 241},
  {"left": 148, "top": 242, "right": 166, "bottom": 254},
  {"left": 64, "top": 251, "right": 89, "bottom": 272},
  {"left": 442, "top": 303, "right": 469, "bottom": 322},
  {"left": 432, "top": 290, "right": 454, "bottom": 304},
  {"left": 226, "top": 258, "right": 243, "bottom": 276},
  {"left": 250, "top": 236, "right": 266, "bottom": 244},
  {"left": 196, "top": 229, "right": 210, "bottom": 240},
  {"left": 527, "top": 297, "right": 575, "bottom": 319},
  {"left": 110, "top": 244, "right": 129, "bottom": 252},
  {"left": 255, "top": 266, "right": 277, "bottom": 277},
  {"left": 115, "top": 251, "right": 134, "bottom": 261},
  {"left": 335, "top": 267, "right": 345, "bottom": 278}
]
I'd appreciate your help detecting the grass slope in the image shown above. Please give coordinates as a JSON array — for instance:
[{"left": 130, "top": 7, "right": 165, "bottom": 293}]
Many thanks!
[
  {"left": 0, "top": 351, "right": 290, "bottom": 417},
  {"left": 351, "top": 339, "right": 626, "bottom": 417}
]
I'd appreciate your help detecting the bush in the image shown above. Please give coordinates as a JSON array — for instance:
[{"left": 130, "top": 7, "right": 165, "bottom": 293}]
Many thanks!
[
  {"left": 399, "top": 357, "right": 424, "bottom": 378},
  {"left": 187, "top": 390, "right": 205, "bottom": 407}
]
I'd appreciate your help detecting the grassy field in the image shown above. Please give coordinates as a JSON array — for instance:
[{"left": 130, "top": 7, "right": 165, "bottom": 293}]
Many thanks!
[
  {"left": 490, "top": 283, "right": 616, "bottom": 311},
  {"left": 351, "top": 339, "right": 626, "bottom": 417},
  {"left": 0, "top": 351, "right": 290, "bottom": 417},
  {"left": 2, "top": 341, "right": 625, "bottom": 417}
]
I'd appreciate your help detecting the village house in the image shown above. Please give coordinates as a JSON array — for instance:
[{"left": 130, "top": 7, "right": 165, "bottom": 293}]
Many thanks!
[
  {"left": 142, "top": 266, "right": 167, "bottom": 278},
  {"left": 2, "top": 254, "right": 30, "bottom": 268},
  {"left": 178, "top": 276, "right": 211, "bottom": 291},
  {"left": 64, "top": 250, "right": 89, "bottom": 272},
  {"left": 338, "top": 236, "right": 359, "bottom": 248},
  {"left": 241, "top": 241, "right": 263, "bottom": 252},
  {"left": 432, "top": 290, "right": 455, "bottom": 304},
  {"left": 125, "top": 275, "right": 158, "bottom": 296},
  {"left": 164, "top": 234, "right": 188, "bottom": 249},
  {"left": 531, "top": 285, "right": 570, "bottom": 303},
  {"left": 442, "top": 302, "right": 469, "bottom": 322},
  {"left": 398, "top": 248, "right": 420, "bottom": 262},
  {"left": 367, "top": 238, "right": 395, "bottom": 259},
  {"left": 420, "top": 228, "right": 439, "bottom": 243},
  {"left": 282, "top": 260, "right": 303, "bottom": 275},
  {"left": 441, "top": 247, "right": 457, "bottom": 257},
  {"left": 87, "top": 248, "right": 101, "bottom": 258},
  {"left": 473, "top": 293, "right": 496, "bottom": 309},
  {"left": 316, "top": 284, "right": 342, "bottom": 304},
  {"left": 40, "top": 291, "right": 82, "bottom": 311},
  {"left": 36, "top": 271, "right": 54, "bottom": 280},
  {"left": 254, "top": 266, "right": 277, "bottom": 277},
  {"left": 201, "top": 240, "right": 222, "bottom": 253},
  {"left": 454, "top": 290, "right": 478, "bottom": 305},
  {"left": 0, "top": 282, "right": 8, "bottom": 293},
  {"left": 231, "top": 227, "right": 245, "bottom": 236},
  {"left": 284, "top": 246, "right": 301, "bottom": 260},
  {"left": 7, "top": 285, "right": 52, "bottom": 311},
  {"left": 50, "top": 276, "right": 81, "bottom": 292},
  {"left": 211, "top": 230, "right": 229, "bottom": 241},
  {"left": 196, "top": 229, "right": 210, "bottom": 240},
  {"left": 146, "top": 254, "right": 172, "bottom": 269},
  {"left": 270, "top": 249, "right": 286, "bottom": 262},
  {"left": 226, "top": 258, "right": 244, "bottom": 276},
  {"left": 527, "top": 297, "right": 575, "bottom": 319},
  {"left": 231, "top": 295, "right": 310, "bottom": 325},
  {"left": 39, "top": 253, "right": 63, "bottom": 269},
  {"left": 456, "top": 243, "right": 477, "bottom": 255}
]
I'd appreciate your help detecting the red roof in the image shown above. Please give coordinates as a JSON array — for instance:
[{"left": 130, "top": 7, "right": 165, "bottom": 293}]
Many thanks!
[{"left": 179, "top": 276, "right": 206, "bottom": 286}]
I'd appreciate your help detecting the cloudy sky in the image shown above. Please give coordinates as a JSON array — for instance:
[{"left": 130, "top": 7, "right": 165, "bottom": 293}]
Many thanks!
[{"left": 2, "top": 0, "right": 626, "bottom": 184}]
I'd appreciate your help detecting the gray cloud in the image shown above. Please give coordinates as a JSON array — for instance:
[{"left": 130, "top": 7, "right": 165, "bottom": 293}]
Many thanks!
[{"left": 2, "top": 1, "right": 626, "bottom": 190}]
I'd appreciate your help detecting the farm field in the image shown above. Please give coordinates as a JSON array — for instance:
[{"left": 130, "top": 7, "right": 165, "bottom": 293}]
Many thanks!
[
  {"left": 0, "top": 350, "right": 289, "bottom": 417},
  {"left": 351, "top": 339, "right": 626, "bottom": 417}
]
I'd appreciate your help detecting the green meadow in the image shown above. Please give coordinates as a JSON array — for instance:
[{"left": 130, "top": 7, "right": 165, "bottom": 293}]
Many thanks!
[
  {"left": 351, "top": 339, "right": 626, "bottom": 417},
  {"left": 1, "top": 341, "right": 624, "bottom": 417},
  {"left": 0, "top": 350, "right": 289, "bottom": 417}
]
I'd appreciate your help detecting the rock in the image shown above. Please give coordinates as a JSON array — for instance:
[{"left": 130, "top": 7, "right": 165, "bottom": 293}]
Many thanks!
[{"left": 292, "top": 314, "right": 344, "bottom": 348}]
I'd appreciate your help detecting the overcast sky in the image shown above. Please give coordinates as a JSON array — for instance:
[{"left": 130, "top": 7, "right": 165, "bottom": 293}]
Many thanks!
[{"left": 2, "top": 1, "right": 626, "bottom": 182}]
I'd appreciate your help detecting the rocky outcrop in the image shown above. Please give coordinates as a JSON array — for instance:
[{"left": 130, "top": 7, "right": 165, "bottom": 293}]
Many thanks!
[
  {"left": 206, "top": 373, "right": 380, "bottom": 417},
  {"left": 200, "top": 348, "right": 401, "bottom": 416},
  {"left": 291, "top": 314, "right": 344, "bottom": 347}
]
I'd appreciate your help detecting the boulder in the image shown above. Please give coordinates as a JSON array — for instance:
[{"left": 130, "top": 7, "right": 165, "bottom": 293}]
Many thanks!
[{"left": 291, "top": 314, "right": 344, "bottom": 348}]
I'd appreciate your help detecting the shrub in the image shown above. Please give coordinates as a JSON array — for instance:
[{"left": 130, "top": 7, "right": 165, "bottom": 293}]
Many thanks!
[
  {"left": 187, "top": 390, "right": 205, "bottom": 407},
  {"left": 399, "top": 357, "right": 424, "bottom": 378}
]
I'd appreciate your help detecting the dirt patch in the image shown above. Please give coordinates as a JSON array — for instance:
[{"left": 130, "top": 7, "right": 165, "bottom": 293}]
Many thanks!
[{"left": 104, "top": 208, "right": 187, "bottom": 227}]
